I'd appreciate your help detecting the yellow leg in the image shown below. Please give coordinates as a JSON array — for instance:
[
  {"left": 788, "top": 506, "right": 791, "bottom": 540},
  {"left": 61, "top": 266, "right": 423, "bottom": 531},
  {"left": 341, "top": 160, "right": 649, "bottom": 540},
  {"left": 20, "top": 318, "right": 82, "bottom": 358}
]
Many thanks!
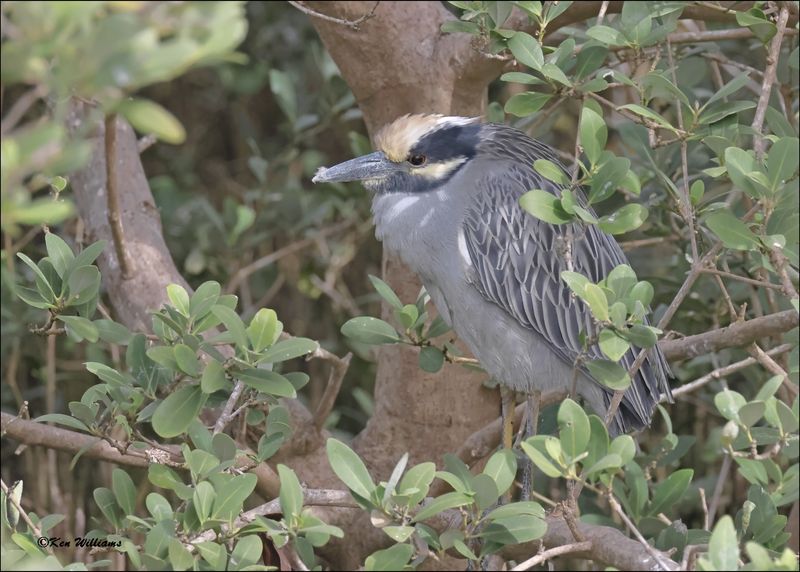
[{"left": 500, "top": 386, "right": 514, "bottom": 452}]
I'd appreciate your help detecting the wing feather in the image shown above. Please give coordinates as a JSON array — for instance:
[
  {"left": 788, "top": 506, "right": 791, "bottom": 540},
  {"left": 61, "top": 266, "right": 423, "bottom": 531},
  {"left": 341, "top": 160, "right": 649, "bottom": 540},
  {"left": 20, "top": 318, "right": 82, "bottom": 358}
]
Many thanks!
[{"left": 462, "top": 126, "right": 671, "bottom": 432}]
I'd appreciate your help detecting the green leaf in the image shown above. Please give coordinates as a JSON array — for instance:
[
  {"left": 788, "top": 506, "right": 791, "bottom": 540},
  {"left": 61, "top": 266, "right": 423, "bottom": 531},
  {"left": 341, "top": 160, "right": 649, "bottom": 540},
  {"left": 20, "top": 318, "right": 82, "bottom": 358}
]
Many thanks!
[
  {"left": 168, "top": 538, "right": 194, "bottom": 571},
  {"left": 364, "top": 544, "right": 414, "bottom": 572},
  {"left": 196, "top": 542, "right": 227, "bottom": 570},
  {"left": 212, "top": 473, "right": 258, "bottom": 522},
  {"left": 580, "top": 283, "right": 608, "bottom": 321},
  {"left": 65, "top": 265, "right": 100, "bottom": 305},
  {"left": 210, "top": 305, "right": 248, "bottom": 348},
  {"left": 247, "top": 308, "right": 282, "bottom": 352},
  {"left": 482, "top": 449, "right": 517, "bottom": 495},
  {"left": 278, "top": 464, "right": 303, "bottom": 521},
  {"left": 151, "top": 386, "right": 208, "bottom": 438},
  {"left": 94, "top": 319, "right": 132, "bottom": 345},
  {"left": 767, "top": 137, "right": 799, "bottom": 191},
  {"left": 237, "top": 368, "right": 296, "bottom": 398},
  {"left": 341, "top": 317, "right": 401, "bottom": 344},
  {"left": 533, "top": 159, "right": 570, "bottom": 185},
  {"left": 708, "top": 516, "right": 739, "bottom": 571},
  {"left": 715, "top": 389, "right": 746, "bottom": 421},
  {"left": 45, "top": 233, "right": 74, "bottom": 278},
  {"left": 94, "top": 488, "right": 122, "bottom": 529},
  {"left": 738, "top": 401, "right": 765, "bottom": 428},
  {"left": 736, "top": 8, "right": 776, "bottom": 43},
  {"left": 618, "top": 104, "right": 678, "bottom": 133},
  {"left": 610, "top": 435, "right": 636, "bottom": 465},
  {"left": 586, "top": 24, "right": 624, "bottom": 45},
  {"left": 575, "top": 45, "right": 608, "bottom": 80},
  {"left": 705, "top": 211, "right": 759, "bottom": 251},
  {"left": 326, "top": 438, "right": 376, "bottom": 500},
  {"left": 585, "top": 453, "right": 623, "bottom": 476},
  {"left": 579, "top": 105, "right": 606, "bottom": 166},
  {"left": 397, "top": 462, "right": 436, "bottom": 506},
  {"left": 193, "top": 481, "right": 216, "bottom": 524},
  {"left": 201, "top": 360, "right": 228, "bottom": 394},
  {"left": 541, "top": 63, "right": 571, "bottom": 87},
  {"left": 520, "top": 190, "right": 572, "bottom": 224},
  {"left": 521, "top": 437, "right": 563, "bottom": 477},
  {"left": 440, "top": 20, "right": 481, "bottom": 34},
  {"left": 119, "top": 99, "right": 186, "bottom": 145},
  {"left": 16, "top": 253, "right": 56, "bottom": 301},
  {"left": 504, "top": 92, "right": 552, "bottom": 117},
  {"left": 486, "top": 501, "right": 545, "bottom": 521},
  {"left": 419, "top": 346, "right": 444, "bottom": 373},
  {"left": 624, "top": 324, "right": 658, "bottom": 348},
  {"left": 174, "top": 344, "right": 201, "bottom": 377},
  {"left": 648, "top": 469, "right": 693, "bottom": 516},
  {"left": 112, "top": 468, "right": 137, "bottom": 515},
  {"left": 258, "top": 337, "right": 318, "bottom": 363},
  {"left": 508, "top": 32, "right": 544, "bottom": 71},
  {"left": 724, "top": 147, "right": 766, "bottom": 198},
  {"left": 598, "top": 204, "right": 649, "bottom": 235},
  {"left": 189, "top": 281, "right": 221, "bottom": 319},
  {"left": 85, "top": 361, "right": 129, "bottom": 387},
  {"left": 586, "top": 360, "right": 631, "bottom": 390},
  {"left": 479, "top": 514, "right": 547, "bottom": 544},
  {"left": 166, "top": 284, "right": 190, "bottom": 317},
  {"left": 412, "top": 491, "right": 473, "bottom": 522},
  {"left": 368, "top": 274, "right": 403, "bottom": 309},
  {"left": 58, "top": 315, "right": 99, "bottom": 342},
  {"left": 734, "top": 457, "right": 768, "bottom": 486},
  {"left": 599, "top": 329, "right": 630, "bottom": 361},
  {"left": 558, "top": 398, "right": 591, "bottom": 458},
  {"left": 35, "top": 413, "right": 89, "bottom": 432},
  {"left": 500, "top": 71, "right": 543, "bottom": 85}
]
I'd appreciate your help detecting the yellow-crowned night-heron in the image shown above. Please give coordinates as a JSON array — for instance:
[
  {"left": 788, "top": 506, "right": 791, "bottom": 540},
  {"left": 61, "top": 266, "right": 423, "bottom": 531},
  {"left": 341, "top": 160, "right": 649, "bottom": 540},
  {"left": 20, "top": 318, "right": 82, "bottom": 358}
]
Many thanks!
[{"left": 313, "top": 114, "right": 672, "bottom": 438}]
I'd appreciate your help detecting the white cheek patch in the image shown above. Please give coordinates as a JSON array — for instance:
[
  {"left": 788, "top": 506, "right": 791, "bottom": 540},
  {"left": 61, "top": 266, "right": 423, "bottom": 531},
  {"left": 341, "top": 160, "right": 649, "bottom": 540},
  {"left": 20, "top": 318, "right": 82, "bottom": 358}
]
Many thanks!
[{"left": 412, "top": 157, "right": 467, "bottom": 180}]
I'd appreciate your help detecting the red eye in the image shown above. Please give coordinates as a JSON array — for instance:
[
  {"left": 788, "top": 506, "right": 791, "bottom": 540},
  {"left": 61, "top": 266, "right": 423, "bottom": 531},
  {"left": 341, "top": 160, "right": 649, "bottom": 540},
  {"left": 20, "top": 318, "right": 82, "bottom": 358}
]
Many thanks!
[{"left": 408, "top": 154, "right": 427, "bottom": 166}]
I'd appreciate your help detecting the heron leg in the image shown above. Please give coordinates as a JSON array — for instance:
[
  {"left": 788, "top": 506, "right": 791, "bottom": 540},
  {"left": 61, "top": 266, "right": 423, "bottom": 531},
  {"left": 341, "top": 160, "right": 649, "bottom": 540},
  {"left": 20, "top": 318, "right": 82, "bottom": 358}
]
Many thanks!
[
  {"left": 520, "top": 390, "right": 541, "bottom": 501},
  {"left": 499, "top": 386, "right": 515, "bottom": 504}
]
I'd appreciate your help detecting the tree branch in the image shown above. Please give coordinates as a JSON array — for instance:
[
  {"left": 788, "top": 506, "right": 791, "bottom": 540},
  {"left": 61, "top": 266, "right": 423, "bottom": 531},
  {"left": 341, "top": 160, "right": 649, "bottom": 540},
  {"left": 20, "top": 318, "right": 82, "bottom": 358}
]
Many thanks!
[
  {"left": 752, "top": 4, "right": 791, "bottom": 158},
  {"left": 1, "top": 411, "right": 151, "bottom": 468},
  {"left": 659, "top": 310, "right": 799, "bottom": 361}
]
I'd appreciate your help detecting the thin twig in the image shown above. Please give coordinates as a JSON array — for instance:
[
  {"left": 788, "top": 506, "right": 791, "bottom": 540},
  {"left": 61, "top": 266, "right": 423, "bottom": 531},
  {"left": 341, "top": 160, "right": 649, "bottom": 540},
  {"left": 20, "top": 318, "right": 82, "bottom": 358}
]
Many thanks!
[
  {"left": 288, "top": 1, "right": 379, "bottom": 30},
  {"left": 104, "top": 114, "right": 133, "bottom": 279},
  {"left": 752, "top": 5, "right": 791, "bottom": 159},
  {"left": 707, "top": 454, "right": 731, "bottom": 528},
  {"left": 668, "top": 344, "right": 793, "bottom": 399},
  {"left": 595, "top": 0, "right": 610, "bottom": 26},
  {"left": 510, "top": 540, "right": 593, "bottom": 571},
  {"left": 667, "top": 36, "right": 699, "bottom": 263},
  {"left": 749, "top": 343, "right": 798, "bottom": 395},
  {"left": 699, "top": 267, "right": 783, "bottom": 290},
  {"left": 213, "top": 380, "right": 247, "bottom": 434},
  {"left": 607, "top": 494, "right": 673, "bottom": 571},
  {"left": 768, "top": 247, "right": 799, "bottom": 299},
  {"left": 0, "top": 479, "right": 51, "bottom": 553},
  {"left": 668, "top": 26, "right": 796, "bottom": 45}
]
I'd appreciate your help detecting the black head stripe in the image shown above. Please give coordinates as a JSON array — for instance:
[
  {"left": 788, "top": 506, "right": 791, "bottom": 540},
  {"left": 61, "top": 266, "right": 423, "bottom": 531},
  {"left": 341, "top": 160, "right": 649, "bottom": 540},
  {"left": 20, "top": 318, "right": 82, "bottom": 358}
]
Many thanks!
[{"left": 409, "top": 123, "right": 481, "bottom": 163}]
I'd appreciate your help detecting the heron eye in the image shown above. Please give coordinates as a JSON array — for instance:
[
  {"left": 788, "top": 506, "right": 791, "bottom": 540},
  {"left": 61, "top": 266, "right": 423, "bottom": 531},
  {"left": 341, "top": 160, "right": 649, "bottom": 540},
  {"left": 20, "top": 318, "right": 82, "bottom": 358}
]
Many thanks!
[{"left": 408, "top": 154, "right": 427, "bottom": 166}]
